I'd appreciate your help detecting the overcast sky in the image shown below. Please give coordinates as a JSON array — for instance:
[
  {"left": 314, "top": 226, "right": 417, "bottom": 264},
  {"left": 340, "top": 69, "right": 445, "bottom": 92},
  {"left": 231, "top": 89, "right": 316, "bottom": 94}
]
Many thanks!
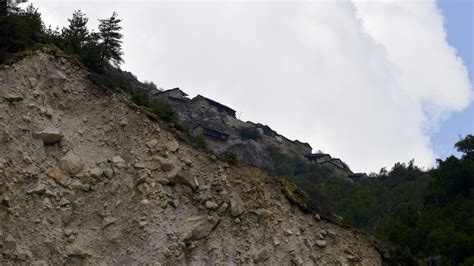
[{"left": 30, "top": 0, "right": 473, "bottom": 173}]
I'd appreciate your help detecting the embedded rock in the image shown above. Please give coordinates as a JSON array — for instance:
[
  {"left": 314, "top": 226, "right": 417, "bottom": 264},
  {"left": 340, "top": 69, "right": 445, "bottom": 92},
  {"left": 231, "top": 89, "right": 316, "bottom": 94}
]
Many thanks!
[
  {"left": 90, "top": 167, "right": 104, "bottom": 178},
  {"left": 47, "top": 169, "right": 72, "bottom": 187},
  {"left": 315, "top": 240, "right": 327, "bottom": 248},
  {"left": 112, "top": 156, "right": 127, "bottom": 168},
  {"left": 168, "top": 171, "right": 197, "bottom": 191},
  {"left": 183, "top": 215, "right": 220, "bottom": 241},
  {"left": 164, "top": 139, "right": 179, "bottom": 152},
  {"left": 59, "top": 151, "right": 84, "bottom": 175},
  {"left": 0, "top": 91, "right": 23, "bottom": 102},
  {"left": 230, "top": 194, "right": 244, "bottom": 217},
  {"left": 33, "top": 127, "right": 63, "bottom": 144},
  {"left": 65, "top": 244, "right": 90, "bottom": 257},
  {"left": 254, "top": 247, "right": 272, "bottom": 263},
  {"left": 27, "top": 182, "right": 47, "bottom": 195},
  {"left": 156, "top": 157, "right": 174, "bottom": 172}
]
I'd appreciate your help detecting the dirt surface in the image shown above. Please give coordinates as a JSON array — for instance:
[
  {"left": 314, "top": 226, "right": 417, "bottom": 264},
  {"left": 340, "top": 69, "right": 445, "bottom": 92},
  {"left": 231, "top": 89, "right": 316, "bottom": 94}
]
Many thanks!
[{"left": 0, "top": 51, "right": 382, "bottom": 265}]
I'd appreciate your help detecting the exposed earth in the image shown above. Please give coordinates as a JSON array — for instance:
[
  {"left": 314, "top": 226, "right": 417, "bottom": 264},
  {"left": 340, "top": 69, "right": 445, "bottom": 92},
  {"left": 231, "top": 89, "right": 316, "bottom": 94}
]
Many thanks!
[{"left": 0, "top": 50, "right": 382, "bottom": 265}]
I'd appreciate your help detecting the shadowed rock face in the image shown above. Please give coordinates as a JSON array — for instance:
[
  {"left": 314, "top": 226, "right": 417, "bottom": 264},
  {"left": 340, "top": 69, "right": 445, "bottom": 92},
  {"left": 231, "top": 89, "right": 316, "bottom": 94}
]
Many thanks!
[{"left": 0, "top": 51, "right": 382, "bottom": 265}]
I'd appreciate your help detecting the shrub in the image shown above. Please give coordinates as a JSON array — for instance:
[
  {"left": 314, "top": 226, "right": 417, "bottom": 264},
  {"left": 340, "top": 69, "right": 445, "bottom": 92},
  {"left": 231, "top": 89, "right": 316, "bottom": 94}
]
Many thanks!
[
  {"left": 130, "top": 89, "right": 150, "bottom": 107},
  {"left": 191, "top": 135, "right": 207, "bottom": 149},
  {"left": 222, "top": 151, "right": 238, "bottom": 161},
  {"left": 239, "top": 127, "right": 261, "bottom": 140},
  {"left": 280, "top": 179, "right": 314, "bottom": 213},
  {"left": 149, "top": 100, "right": 175, "bottom": 123}
]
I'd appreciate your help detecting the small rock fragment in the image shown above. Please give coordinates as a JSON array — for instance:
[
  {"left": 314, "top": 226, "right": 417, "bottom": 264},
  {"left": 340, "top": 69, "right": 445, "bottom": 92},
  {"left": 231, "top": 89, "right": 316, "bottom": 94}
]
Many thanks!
[
  {"left": 156, "top": 157, "right": 174, "bottom": 172},
  {"left": 103, "top": 217, "right": 117, "bottom": 228},
  {"left": 146, "top": 139, "right": 158, "bottom": 149},
  {"left": 27, "top": 182, "right": 47, "bottom": 195},
  {"left": 90, "top": 167, "right": 104, "bottom": 178},
  {"left": 205, "top": 200, "right": 219, "bottom": 210},
  {"left": 314, "top": 213, "right": 321, "bottom": 221},
  {"left": 112, "top": 156, "right": 127, "bottom": 168},
  {"left": 103, "top": 168, "right": 114, "bottom": 178},
  {"left": 65, "top": 244, "right": 90, "bottom": 257},
  {"left": 3, "top": 234, "right": 17, "bottom": 251},
  {"left": 315, "top": 240, "right": 327, "bottom": 248},
  {"left": 47, "top": 169, "right": 72, "bottom": 187},
  {"left": 165, "top": 139, "right": 179, "bottom": 152},
  {"left": 217, "top": 202, "right": 228, "bottom": 216}
]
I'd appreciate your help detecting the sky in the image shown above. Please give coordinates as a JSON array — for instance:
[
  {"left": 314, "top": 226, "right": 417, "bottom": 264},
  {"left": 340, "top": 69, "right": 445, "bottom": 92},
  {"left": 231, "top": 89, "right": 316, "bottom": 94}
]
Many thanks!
[{"left": 29, "top": 0, "right": 473, "bottom": 173}]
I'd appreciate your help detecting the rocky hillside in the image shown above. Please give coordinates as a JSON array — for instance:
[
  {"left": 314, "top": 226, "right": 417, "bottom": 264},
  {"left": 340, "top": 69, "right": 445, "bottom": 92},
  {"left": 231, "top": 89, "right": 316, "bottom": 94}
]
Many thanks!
[{"left": 0, "top": 50, "right": 382, "bottom": 265}]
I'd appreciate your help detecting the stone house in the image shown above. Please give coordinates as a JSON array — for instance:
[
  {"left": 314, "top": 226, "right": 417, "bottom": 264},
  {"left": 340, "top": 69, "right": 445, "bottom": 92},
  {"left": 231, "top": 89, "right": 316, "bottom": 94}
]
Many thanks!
[
  {"left": 190, "top": 95, "right": 236, "bottom": 117},
  {"left": 192, "top": 124, "right": 230, "bottom": 142},
  {"left": 348, "top": 173, "right": 368, "bottom": 181},
  {"left": 154, "top": 87, "right": 189, "bottom": 101},
  {"left": 305, "top": 153, "right": 332, "bottom": 163}
]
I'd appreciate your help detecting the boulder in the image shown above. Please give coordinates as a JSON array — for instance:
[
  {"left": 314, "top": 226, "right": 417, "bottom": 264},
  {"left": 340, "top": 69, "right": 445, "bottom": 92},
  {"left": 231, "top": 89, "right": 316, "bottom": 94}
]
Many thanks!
[
  {"left": 168, "top": 171, "right": 197, "bottom": 191},
  {"left": 156, "top": 157, "right": 174, "bottom": 172},
  {"left": 112, "top": 156, "right": 127, "bottom": 168},
  {"left": 314, "top": 213, "right": 321, "bottom": 221},
  {"left": 315, "top": 240, "right": 327, "bottom": 248},
  {"left": 205, "top": 200, "right": 219, "bottom": 210},
  {"left": 184, "top": 215, "right": 220, "bottom": 241},
  {"left": 31, "top": 260, "right": 49, "bottom": 266},
  {"left": 33, "top": 127, "right": 63, "bottom": 145},
  {"left": 252, "top": 208, "right": 273, "bottom": 219},
  {"left": 0, "top": 91, "right": 23, "bottom": 102},
  {"left": 90, "top": 167, "right": 104, "bottom": 178},
  {"left": 146, "top": 139, "right": 158, "bottom": 149},
  {"left": 3, "top": 234, "right": 17, "bottom": 251},
  {"left": 47, "top": 169, "right": 72, "bottom": 187},
  {"left": 254, "top": 247, "right": 272, "bottom": 263},
  {"left": 217, "top": 202, "right": 229, "bottom": 216},
  {"left": 165, "top": 139, "right": 179, "bottom": 152},
  {"left": 65, "top": 244, "right": 90, "bottom": 257},
  {"left": 103, "top": 217, "right": 117, "bottom": 228},
  {"left": 103, "top": 168, "right": 114, "bottom": 178},
  {"left": 230, "top": 194, "right": 244, "bottom": 217},
  {"left": 59, "top": 151, "right": 84, "bottom": 175},
  {"left": 15, "top": 245, "right": 33, "bottom": 261},
  {"left": 27, "top": 182, "right": 47, "bottom": 195}
]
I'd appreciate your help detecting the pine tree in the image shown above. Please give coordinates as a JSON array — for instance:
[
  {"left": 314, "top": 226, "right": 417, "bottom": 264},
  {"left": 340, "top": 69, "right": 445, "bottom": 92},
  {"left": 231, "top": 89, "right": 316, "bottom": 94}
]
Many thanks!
[
  {"left": 0, "top": 1, "right": 43, "bottom": 63},
  {"left": 0, "top": 0, "right": 27, "bottom": 16},
  {"left": 98, "top": 12, "right": 123, "bottom": 67},
  {"left": 63, "top": 10, "right": 89, "bottom": 54}
]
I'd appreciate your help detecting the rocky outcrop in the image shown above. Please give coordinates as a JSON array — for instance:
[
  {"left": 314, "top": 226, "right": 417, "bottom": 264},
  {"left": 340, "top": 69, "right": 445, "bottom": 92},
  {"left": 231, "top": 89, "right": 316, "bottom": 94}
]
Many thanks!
[{"left": 0, "top": 50, "right": 382, "bottom": 265}]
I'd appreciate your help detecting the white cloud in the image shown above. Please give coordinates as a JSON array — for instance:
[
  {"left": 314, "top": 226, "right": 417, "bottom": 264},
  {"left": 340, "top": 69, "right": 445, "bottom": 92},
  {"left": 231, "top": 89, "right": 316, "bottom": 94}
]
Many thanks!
[{"left": 33, "top": 0, "right": 472, "bottom": 172}]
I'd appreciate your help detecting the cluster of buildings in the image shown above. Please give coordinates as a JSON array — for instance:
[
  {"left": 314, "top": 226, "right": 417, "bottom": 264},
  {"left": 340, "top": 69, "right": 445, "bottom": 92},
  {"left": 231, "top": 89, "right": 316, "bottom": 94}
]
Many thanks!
[{"left": 145, "top": 87, "right": 366, "bottom": 181}]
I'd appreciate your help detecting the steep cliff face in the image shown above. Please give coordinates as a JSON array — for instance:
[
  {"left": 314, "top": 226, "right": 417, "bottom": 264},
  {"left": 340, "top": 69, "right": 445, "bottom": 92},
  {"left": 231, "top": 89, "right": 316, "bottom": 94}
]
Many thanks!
[{"left": 0, "top": 51, "right": 382, "bottom": 265}]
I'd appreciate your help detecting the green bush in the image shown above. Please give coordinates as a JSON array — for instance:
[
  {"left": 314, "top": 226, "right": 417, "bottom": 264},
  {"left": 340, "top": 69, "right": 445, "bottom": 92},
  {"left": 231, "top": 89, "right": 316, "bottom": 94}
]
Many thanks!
[
  {"left": 191, "top": 135, "right": 207, "bottom": 149},
  {"left": 239, "top": 127, "right": 261, "bottom": 140},
  {"left": 149, "top": 100, "right": 175, "bottom": 123},
  {"left": 280, "top": 179, "right": 314, "bottom": 213},
  {"left": 222, "top": 151, "right": 238, "bottom": 161},
  {"left": 129, "top": 90, "right": 176, "bottom": 124},
  {"left": 130, "top": 89, "right": 150, "bottom": 107}
]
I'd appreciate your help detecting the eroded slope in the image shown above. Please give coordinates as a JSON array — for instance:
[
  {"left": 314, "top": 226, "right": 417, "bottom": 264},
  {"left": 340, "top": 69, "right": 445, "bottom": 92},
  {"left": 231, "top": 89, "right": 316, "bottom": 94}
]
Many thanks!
[{"left": 0, "top": 51, "right": 382, "bottom": 265}]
